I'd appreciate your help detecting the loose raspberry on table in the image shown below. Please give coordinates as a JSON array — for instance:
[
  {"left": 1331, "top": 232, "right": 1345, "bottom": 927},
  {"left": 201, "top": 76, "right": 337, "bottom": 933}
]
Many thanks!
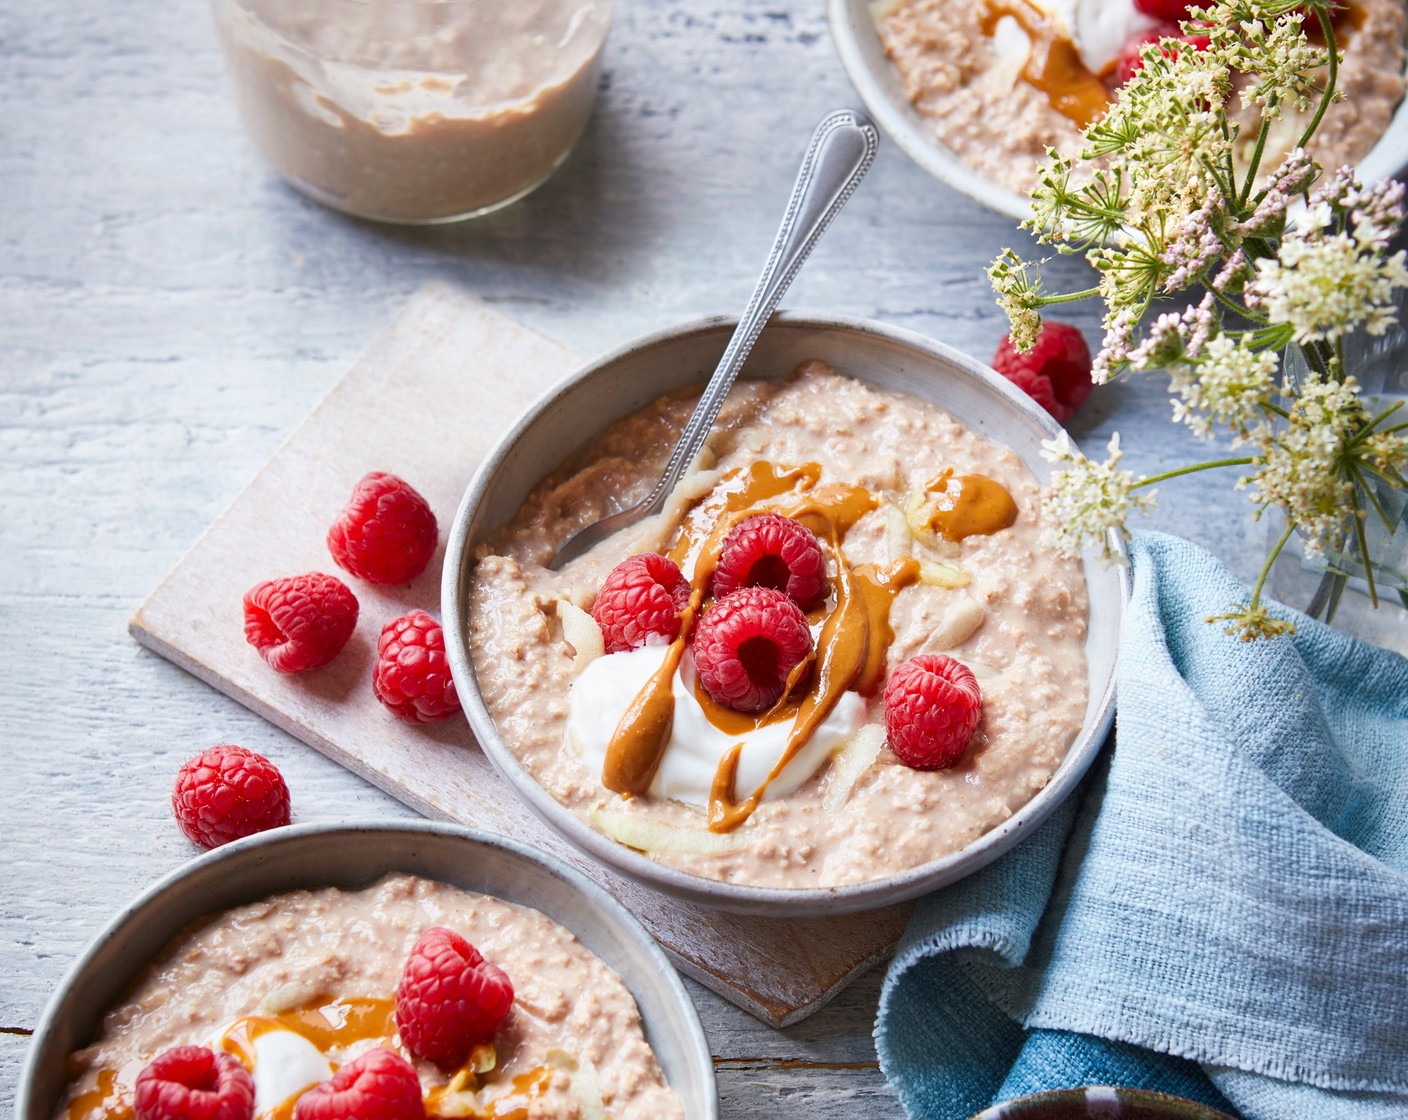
[
  {"left": 991, "top": 321, "right": 1094, "bottom": 425},
  {"left": 395, "top": 927, "right": 514, "bottom": 1066},
  {"left": 712, "top": 512, "right": 828, "bottom": 610},
  {"left": 134, "top": 1046, "right": 255, "bottom": 1120},
  {"left": 884, "top": 655, "right": 982, "bottom": 770},
  {"left": 172, "top": 745, "right": 291, "bottom": 850},
  {"left": 692, "top": 586, "right": 814, "bottom": 713},
  {"left": 1111, "top": 24, "right": 1210, "bottom": 87},
  {"left": 591, "top": 553, "right": 691, "bottom": 654},
  {"left": 327, "top": 472, "right": 438, "bottom": 585},
  {"left": 373, "top": 610, "right": 461, "bottom": 724},
  {"left": 292, "top": 1048, "right": 424, "bottom": 1120},
  {"left": 243, "top": 573, "right": 358, "bottom": 673}
]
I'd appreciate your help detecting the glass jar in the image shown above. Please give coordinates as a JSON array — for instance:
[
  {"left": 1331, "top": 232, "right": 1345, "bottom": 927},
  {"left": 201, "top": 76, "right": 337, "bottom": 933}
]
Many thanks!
[{"left": 211, "top": 0, "right": 612, "bottom": 224}]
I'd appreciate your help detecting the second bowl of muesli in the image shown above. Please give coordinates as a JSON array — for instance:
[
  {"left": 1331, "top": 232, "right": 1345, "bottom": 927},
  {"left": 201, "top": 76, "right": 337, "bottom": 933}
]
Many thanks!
[
  {"left": 830, "top": 0, "right": 1408, "bottom": 220},
  {"left": 444, "top": 314, "right": 1126, "bottom": 916}
]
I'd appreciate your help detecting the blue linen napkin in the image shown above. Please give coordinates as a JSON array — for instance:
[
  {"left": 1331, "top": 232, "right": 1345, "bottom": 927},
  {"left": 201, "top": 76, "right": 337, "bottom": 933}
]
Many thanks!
[{"left": 875, "top": 530, "right": 1408, "bottom": 1120}]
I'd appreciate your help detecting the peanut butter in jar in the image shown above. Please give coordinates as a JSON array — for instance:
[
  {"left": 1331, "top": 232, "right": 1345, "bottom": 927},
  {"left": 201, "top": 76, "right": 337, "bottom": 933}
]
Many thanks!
[{"left": 211, "top": 0, "right": 612, "bottom": 223}]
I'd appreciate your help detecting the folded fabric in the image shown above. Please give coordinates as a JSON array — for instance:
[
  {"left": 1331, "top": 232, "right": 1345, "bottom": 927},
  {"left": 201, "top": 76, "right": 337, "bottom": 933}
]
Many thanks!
[{"left": 875, "top": 531, "right": 1408, "bottom": 1120}]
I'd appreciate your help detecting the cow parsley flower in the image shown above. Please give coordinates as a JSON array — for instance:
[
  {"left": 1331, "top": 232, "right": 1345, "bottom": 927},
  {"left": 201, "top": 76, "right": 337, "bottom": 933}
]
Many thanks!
[
  {"left": 988, "top": 249, "right": 1045, "bottom": 352},
  {"left": 1248, "top": 225, "right": 1408, "bottom": 344},
  {"left": 1244, "top": 377, "right": 1366, "bottom": 554},
  {"left": 986, "top": 0, "right": 1407, "bottom": 636},
  {"left": 1040, "top": 433, "right": 1157, "bottom": 562},
  {"left": 1167, "top": 334, "right": 1278, "bottom": 440}
]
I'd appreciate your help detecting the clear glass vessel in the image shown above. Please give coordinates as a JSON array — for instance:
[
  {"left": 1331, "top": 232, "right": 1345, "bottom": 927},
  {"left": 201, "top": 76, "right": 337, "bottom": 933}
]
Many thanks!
[{"left": 211, "top": 0, "right": 612, "bottom": 224}]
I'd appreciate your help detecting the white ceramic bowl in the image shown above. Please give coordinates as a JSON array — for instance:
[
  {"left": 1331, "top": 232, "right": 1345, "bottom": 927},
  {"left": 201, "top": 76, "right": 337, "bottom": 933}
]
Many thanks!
[
  {"left": 828, "top": 0, "right": 1408, "bottom": 222},
  {"left": 442, "top": 312, "right": 1126, "bottom": 917},
  {"left": 17, "top": 822, "right": 717, "bottom": 1120}
]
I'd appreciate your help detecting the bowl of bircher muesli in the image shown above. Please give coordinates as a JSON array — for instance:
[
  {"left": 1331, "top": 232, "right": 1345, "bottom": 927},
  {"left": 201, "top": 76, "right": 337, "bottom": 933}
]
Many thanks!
[
  {"left": 443, "top": 313, "right": 1126, "bottom": 917},
  {"left": 19, "top": 822, "right": 715, "bottom": 1120},
  {"left": 829, "top": 0, "right": 1408, "bottom": 220}
]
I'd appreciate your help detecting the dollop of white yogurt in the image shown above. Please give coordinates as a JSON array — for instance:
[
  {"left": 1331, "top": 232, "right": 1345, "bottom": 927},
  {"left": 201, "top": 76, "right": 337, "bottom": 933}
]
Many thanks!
[
  {"left": 212, "top": 1029, "right": 331, "bottom": 1113},
  {"left": 567, "top": 641, "right": 866, "bottom": 807},
  {"left": 990, "top": 0, "right": 1160, "bottom": 77}
]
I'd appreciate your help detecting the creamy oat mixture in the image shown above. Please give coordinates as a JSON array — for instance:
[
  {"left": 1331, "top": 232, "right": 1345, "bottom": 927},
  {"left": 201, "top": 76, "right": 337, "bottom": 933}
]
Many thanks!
[
  {"left": 469, "top": 364, "right": 1090, "bottom": 890},
  {"left": 876, "top": 0, "right": 1406, "bottom": 196},
  {"left": 56, "top": 874, "right": 681, "bottom": 1120},
  {"left": 211, "top": 0, "right": 609, "bottom": 223}
]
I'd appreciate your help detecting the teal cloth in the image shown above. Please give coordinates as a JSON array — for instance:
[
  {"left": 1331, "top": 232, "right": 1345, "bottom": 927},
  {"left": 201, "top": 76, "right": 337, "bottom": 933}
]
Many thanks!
[{"left": 875, "top": 531, "right": 1408, "bottom": 1120}]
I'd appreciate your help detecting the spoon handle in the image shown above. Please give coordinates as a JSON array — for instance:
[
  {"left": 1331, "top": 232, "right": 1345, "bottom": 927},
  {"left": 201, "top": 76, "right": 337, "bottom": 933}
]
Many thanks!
[
  {"left": 643, "top": 108, "right": 879, "bottom": 510},
  {"left": 547, "top": 109, "right": 878, "bottom": 569}
]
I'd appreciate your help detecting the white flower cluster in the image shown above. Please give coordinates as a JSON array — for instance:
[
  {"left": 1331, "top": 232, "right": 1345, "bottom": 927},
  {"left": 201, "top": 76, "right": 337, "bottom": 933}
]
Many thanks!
[
  {"left": 1244, "top": 376, "right": 1365, "bottom": 554},
  {"left": 1039, "top": 433, "right": 1157, "bottom": 562},
  {"left": 1248, "top": 223, "right": 1408, "bottom": 345},
  {"left": 1168, "top": 335, "right": 1279, "bottom": 440},
  {"left": 987, "top": 249, "right": 1044, "bottom": 353}
]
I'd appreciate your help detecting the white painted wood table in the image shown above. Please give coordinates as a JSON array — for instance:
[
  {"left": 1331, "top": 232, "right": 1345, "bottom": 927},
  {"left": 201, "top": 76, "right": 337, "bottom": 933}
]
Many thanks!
[{"left": 0, "top": 1, "right": 1267, "bottom": 1116}]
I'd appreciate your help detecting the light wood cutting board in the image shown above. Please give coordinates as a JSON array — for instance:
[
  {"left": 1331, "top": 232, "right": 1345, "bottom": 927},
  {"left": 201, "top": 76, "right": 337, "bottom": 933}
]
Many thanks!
[{"left": 130, "top": 283, "right": 911, "bottom": 1028}]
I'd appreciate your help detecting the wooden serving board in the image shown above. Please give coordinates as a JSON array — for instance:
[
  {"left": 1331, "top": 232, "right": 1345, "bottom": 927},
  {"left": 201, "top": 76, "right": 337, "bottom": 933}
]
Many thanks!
[{"left": 130, "top": 284, "right": 911, "bottom": 1028}]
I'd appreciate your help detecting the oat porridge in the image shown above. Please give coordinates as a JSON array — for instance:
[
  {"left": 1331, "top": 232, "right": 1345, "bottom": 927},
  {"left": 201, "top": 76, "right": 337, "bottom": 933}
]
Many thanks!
[
  {"left": 874, "top": 0, "right": 1406, "bottom": 195},
  {"left": 55, "top": 874, "right": 682, "bottom": 1120},
  {"left": 468, "top": 362, "right": 1090, "bottom": 890}
]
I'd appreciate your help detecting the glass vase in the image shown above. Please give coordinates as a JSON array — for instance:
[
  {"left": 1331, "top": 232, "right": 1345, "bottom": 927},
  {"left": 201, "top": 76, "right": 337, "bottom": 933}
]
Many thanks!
[{"left": 1268, "top": 308, "right": 1408, "bottom": 655}]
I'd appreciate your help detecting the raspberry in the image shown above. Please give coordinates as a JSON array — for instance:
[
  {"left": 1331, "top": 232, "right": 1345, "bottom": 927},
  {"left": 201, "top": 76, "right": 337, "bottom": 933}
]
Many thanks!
[
  {"left": 292, "top": 1049, "right": 424, "bottom": 1120},
  {"left": 591, "top": 553, "right": 691, "bottom": 654},
  {"left": 884, "top": 655, "right": 982, "bottom": 770},
  {"left": 372, "top": 610, "right": 461, "bottom": 724},
  {"left": 134, "top": 1046, "right": 255, "bottom": 1120},
  {"left": 395, "top": 927, "right": 514, "bottom": 1066},
  {"left": 243, "top": 573, "right": 358, "bottom": 673},
  {"left": 327, "top": 473, "right": 438, "bottom": 585},
  {"left": 991, "top": 321, "right": 1094, "bottom": 425},
  {"left": 712, "top": 513, "right": 828, "bottom": 610},
  {"left": 172, "top": 745, "right": 291, "bottom": 850},
  {"left": 1112, "top": 25, "right": 1210, "bottom": 86},
  {"left": 692, "top": 587, "right": 814, "bottom": 713}
]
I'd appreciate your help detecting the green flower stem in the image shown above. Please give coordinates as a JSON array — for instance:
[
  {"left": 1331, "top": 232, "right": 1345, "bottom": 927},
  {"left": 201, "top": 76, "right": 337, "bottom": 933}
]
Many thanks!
[
  {"left": 1239, "top": 119, "right": 1273, "bottom": 208},
  {"left": 1352, "top": 463, "right": 1397, "bottom": 531},
  {"left": 1133, "top": 458, "right": 1255, "bottom": 489},
  {"left": 1351, "top": 490, "right": 1380, "bottom": 606},
  {"left": 1205, "top": 282, "right": 1269, "bottom": 325},
  {"left": 1252, "top": 519, "right": 1297, "bottom": 608},
  {"left": 1034, "top": 287, "right": 1101, "bottom": 307},
  {"left": 1296, "top": 8, "right": 1339, "bottom": 152}
]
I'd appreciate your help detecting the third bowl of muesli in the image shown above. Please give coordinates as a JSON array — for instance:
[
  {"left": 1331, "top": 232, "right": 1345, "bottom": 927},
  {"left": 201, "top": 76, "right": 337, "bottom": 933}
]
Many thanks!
[{"left": 444, "top": 313, "right": 1126, "bottom": 916}]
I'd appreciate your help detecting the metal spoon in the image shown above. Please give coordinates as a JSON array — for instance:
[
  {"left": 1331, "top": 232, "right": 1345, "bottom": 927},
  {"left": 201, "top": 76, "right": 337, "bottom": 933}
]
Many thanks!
[{"left": 548, "top": 108, "right": 880, "bottom": 569}]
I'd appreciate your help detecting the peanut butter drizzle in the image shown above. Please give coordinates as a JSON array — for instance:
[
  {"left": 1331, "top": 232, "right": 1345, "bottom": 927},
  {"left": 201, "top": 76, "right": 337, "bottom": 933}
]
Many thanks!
[
  {"left": 72, "top": 999, "right": 400, "bottom": 1120},
  {"left": 217, "top": 996, "right": 398, "bottom": 1070},
  {"left": 603, "top": 458, "right": 924, "bottom": 827},
  {"left": 707, "top": 556, "right": 920, "bottom": 833},
  {"left": 424, "top": 1066, "right": 552, "bottom": 1120},
  {"left": 605, "top": 461, "right": 825, "bottom": 797},
  {"left": 67, "top": 1068, "right": 133, "bottom": 1120},
  {"left": 924, "top": 469, "right": 1018, "bottom": 541},
  {"left": 978, "top": 0, "right": 1110, "bottom": 126}
]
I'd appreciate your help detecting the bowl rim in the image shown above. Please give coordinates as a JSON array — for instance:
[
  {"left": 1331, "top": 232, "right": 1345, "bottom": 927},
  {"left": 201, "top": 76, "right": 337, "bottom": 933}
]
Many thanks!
[
  {"left": 965, "top": 1085, "right": 1240, "bottom": 1120},
  {"left": 442, "top": 310, "right": 1127, "bottom": 916},
  {"left": 16, "top": 820, "right": 717, "bottom": 1120}
]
